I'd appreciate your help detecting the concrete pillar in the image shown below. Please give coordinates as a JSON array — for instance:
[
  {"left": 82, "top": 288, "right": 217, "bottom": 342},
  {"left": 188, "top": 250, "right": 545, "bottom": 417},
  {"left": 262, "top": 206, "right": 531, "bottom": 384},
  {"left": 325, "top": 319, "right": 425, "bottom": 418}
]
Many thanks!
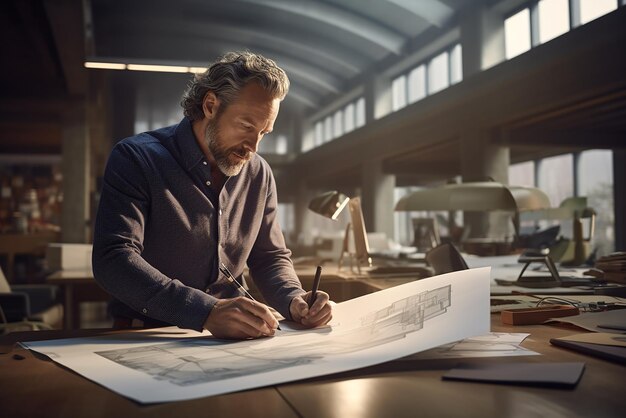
[
  {"left": 459, "top": 128, "right": 510, "bottom": 239},
  {"left": 460, "top": 2, "right": 506, "bottom": 77},
  {"left": 614, "top": 149, "right": 626, "bottom": 251},
  {"left": 360, "top": 159, "right": 395, "bottom": 238},
  {"left": 364, "top": 76, "right": 392, "bottom": 122},
  {"left": 61, "top": 101, "right": 90, "bottom": 243},
  {"left": 459, "top": 4, "right": 508, "bottom": 242}
]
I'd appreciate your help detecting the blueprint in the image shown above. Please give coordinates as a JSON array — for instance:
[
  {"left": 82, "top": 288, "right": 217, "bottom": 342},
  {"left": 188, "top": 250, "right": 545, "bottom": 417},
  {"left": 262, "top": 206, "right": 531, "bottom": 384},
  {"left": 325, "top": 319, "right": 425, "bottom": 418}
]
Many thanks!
[
  {"left": 22, "top": 268, "right": 490, "bottom": 403},
  {"left": 95, "top": 286, "right": 451, "bottom": 386}
]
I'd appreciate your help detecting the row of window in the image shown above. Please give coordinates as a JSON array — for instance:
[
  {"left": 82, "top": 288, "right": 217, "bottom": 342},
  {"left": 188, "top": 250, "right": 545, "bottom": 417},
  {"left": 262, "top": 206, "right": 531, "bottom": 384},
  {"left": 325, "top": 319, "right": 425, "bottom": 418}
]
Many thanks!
[
  {"left": 311, "top": 97, "right": 366, "bottom": 149},
  {"left": 505, "top": 0, "right": 621, "bottom": 59},
  {"left": 304, "top": 1, "right": 621, "bottom": 155},
  {"left": 308, "top": 42, "right": 464, "bottom": 152},
  {"left": 394, "top": 150, "right": 614, "bottom": 255},
  {"left": 392, "top": 44, "right": 462, "bottom": 112},
  {"left": 509, "top": 150, "right": 614, "bottom": 255}
]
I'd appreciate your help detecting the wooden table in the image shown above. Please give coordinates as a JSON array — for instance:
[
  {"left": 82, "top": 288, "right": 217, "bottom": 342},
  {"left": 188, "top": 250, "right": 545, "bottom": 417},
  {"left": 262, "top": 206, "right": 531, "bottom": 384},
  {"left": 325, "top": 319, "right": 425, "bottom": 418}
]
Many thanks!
[
  {"left": 1, "top": 316, "right": 624, "bottom": 418},
  {"left": 0, "top": 231, "right": 59, "bottom": 282},
  {"left": 46, "top": 269, "right": 110, "bottom": 330}
]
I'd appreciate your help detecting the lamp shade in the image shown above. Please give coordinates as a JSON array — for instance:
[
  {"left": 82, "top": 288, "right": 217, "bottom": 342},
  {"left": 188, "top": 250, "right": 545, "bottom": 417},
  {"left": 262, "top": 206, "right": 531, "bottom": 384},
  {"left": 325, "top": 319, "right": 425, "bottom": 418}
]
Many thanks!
[
  {"left": 394, "top": 182, "right": 551, "bottom": 212},
  {"left": 308, "top": 191, "right": 350, "bottom": 220}
]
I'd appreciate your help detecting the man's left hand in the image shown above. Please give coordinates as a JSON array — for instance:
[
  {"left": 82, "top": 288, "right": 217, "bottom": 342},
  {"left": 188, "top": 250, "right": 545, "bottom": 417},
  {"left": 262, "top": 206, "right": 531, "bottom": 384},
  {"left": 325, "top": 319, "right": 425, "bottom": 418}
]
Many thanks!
[{"left": 289, "top": 291, "right": 332, "bottom": 328}]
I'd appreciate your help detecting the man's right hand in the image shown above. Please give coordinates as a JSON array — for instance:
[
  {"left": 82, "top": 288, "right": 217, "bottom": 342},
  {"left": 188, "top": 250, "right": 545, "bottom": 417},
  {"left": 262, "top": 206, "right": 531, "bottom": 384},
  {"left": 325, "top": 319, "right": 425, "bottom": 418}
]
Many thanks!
[{"left": 203, "top": 297, "right": 279, "bottom": 339}]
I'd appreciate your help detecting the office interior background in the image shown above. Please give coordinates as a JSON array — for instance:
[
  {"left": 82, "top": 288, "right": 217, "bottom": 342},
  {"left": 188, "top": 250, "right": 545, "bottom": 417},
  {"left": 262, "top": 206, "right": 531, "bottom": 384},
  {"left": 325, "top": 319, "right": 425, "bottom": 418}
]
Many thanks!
[{"left": 0, "top": 0, "right": 624, "bottom": 297}]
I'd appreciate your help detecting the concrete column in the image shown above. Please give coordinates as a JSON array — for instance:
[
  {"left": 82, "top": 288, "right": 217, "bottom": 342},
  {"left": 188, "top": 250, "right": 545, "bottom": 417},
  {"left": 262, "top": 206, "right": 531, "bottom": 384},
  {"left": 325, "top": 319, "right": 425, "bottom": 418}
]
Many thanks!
[
  {"left": 614, "top": 149, "right": 626, "bottom": 251},
  {"left": 293, "top": 181, "right": 317, "bottom": 249},
  {"left": 61, "top": 101, "right": 90, "bottom": 243},
  {"left": 361, "top": 159, "right": 395, "bottom": 238},
  {"left": 364, "top": 76, "right": 392, "bottom": 122},
  {"left": 460, "top": 2, "right": 506, "bottom": 77},
  {"left": 459, "top": 128, "right": 510, "bottom": 239}
]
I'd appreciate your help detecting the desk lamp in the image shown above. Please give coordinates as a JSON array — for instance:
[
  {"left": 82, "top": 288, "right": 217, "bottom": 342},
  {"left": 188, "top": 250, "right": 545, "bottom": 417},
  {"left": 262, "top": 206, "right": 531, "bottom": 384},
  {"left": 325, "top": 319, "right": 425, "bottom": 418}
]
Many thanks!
[
  {"left": 394, "top": 181, "right": 551, "bottom": 241},
  {"left": 308, "top": 191, "right": 371, "bottom": 273},
  {"left": 308, "top": 191, "right": 350, "bottom": 221}
]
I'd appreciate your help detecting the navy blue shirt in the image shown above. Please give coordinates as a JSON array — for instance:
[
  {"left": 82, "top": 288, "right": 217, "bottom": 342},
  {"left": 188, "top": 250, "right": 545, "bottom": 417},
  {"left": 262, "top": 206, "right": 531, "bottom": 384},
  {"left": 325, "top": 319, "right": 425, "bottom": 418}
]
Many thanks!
[{"left": 92, "top": 117, "right": 304, "bottom": 331}]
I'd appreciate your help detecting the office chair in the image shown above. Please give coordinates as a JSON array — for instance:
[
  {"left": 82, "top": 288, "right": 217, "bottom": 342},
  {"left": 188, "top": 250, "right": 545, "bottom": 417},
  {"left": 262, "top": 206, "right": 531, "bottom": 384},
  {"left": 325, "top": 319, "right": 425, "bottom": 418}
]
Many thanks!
[
  {"left": 425, "top": 243, "right": 469, "bottom": 275},
  {"left": 0, "top": 266, "right": 63, "bottom": 333}
]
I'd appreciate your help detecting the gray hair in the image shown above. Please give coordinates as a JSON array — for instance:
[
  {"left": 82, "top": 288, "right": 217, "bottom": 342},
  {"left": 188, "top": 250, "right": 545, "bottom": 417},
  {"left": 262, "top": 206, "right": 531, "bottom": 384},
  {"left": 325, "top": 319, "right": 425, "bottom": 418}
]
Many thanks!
[{"left": 181, "top": 51, "right": 290, "bottom": 121}]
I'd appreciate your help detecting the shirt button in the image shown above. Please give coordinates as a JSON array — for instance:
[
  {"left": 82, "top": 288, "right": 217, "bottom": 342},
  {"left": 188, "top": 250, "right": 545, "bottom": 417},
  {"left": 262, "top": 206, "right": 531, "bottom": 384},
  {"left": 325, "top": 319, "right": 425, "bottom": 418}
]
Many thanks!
[
  {"left": 142, "top": 308, "right": 148, "bottom": 314},
  {"left": 205, "top": 180, "right": 211, "bottom": 186},
  {"left": 219, "top": 209, "right": 223, "bottom": 215},
  {"left": 202, "top": 161, "right": 208, "bottom": 166}
]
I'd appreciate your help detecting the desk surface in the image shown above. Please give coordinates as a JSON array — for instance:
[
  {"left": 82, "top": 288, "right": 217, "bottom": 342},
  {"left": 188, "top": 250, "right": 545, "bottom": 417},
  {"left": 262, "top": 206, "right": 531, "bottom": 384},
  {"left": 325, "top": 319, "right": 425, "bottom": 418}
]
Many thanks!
[{"left": 1, "top": 316, "right": 625, "bottom": 418}]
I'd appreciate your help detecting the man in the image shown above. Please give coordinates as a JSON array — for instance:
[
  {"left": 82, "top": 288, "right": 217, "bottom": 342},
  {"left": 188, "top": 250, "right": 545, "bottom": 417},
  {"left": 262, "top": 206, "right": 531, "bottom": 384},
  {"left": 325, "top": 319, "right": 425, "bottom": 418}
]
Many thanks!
[{"left": 92, "top": 51, "right": 332, "bottom": 339}]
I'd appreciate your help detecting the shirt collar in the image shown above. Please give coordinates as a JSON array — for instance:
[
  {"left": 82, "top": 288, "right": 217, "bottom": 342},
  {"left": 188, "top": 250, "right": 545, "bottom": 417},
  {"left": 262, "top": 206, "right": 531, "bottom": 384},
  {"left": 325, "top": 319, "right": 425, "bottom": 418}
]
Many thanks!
[{"left": 175, "top": 117, "right": 206, "bottom": 171}]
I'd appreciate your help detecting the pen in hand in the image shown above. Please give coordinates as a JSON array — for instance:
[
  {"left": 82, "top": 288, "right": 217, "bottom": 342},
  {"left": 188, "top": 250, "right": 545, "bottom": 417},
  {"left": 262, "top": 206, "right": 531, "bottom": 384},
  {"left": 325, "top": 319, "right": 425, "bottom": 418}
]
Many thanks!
[
  {"left": 219, "top": 263, "right": 281, "bottom": 331},
  {"left": 219, "top": 263, "right": 256, "bottom": 300},
  {"left": 309, "top": 265, "right": 322, "bottom": 309}
]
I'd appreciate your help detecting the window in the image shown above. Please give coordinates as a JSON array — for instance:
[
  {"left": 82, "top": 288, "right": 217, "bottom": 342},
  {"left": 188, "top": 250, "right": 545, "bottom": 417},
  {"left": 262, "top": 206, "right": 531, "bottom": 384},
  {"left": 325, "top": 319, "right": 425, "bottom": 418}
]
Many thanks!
[
  {"left": 577, "top": 150, "right": 614, "bottom": 255},
  {"left": 538, "top": 0, "right": 570, "bottom": 44},
  {"left": 579, "top": 0, "right": 618, "bottom": 24},
  {"left": 314, "top": 121, "right": 324, "bottom": 146},
  {"left": 427, "top": 51, "right": 450, "bottom": 95},
  {"left": 275, "top": 135, "right": 288, "bottom": 155},
  {"left": 407, "top": 65, "right": 426, "bottom": 104},
  {"left": 504, "top": 0, "right": 622, "bottom": 61},
  {"left": 344, "top": 103, "right": 355, "bottom": 134},
  {"left": 510, "top": 150, "right": 615, "bottom": 254},
  {"left": 537, "top": 154, "right": 574, "bottom": 207},
  {"left": 324, "top": 116, "right": 333, "bottom": 143},
  {"left": 391, "top": 75, "right": 407, "bottom": 112},
  {"left": 505, "top": 8, "right": 531, "bottom": 59},
  {"left": 308, "top": 97, "right": 365, "bottom": 151},
  {"left": 449, "top": 44, "right": 463, "bottom": 85},
  {"left": 390, "top": 44, "right": 461, "bottom": 114},
  {"left": 333, "top": 110, "right": 343, "bottom": 138},
  {"left": 508, "top": 161, "right": 535, "bottom": 187},
  {"left": 277, "top": 203, "right": 295, "bottom": 246},
  {"left": 258, "top": 133, "right": 289, "bottom": 155},
  {"left": 355, "top": 97, "right": 366, "bottom": 128}
]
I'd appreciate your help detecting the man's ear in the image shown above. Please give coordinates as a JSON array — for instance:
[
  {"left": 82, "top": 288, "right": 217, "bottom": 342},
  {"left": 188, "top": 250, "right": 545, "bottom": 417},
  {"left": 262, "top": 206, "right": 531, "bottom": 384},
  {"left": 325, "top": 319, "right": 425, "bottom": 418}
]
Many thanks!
[{"left": 202, "top": 91, "right": 220, "bottom": 120}]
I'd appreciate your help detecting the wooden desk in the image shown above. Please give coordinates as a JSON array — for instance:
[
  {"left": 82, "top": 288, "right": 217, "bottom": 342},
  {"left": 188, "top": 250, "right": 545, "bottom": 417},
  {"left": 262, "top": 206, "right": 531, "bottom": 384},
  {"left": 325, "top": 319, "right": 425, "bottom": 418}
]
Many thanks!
[
  {"left": 46, "top": 269, "right": 109, "bottom": 330},
  {"left": 1, "top": 317, "right": 624, "bottom": 418}
]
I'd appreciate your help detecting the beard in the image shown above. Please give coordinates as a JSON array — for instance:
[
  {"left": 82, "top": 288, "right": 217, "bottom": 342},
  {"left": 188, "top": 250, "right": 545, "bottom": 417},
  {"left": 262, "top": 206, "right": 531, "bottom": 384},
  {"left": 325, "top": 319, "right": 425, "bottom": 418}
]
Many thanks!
[{"left": 205, "top": 119, "right": 252, "bottom": 177}]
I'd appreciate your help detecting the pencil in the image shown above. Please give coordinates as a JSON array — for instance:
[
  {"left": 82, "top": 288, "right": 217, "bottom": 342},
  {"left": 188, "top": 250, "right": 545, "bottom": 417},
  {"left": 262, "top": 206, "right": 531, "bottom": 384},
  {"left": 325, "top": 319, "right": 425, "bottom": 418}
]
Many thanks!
[
  {"left": 309, "top": 265, "right": 322, "bottom": 308},
  {"left": 219, "top": 263, "right": 281, "bottom": 331}
]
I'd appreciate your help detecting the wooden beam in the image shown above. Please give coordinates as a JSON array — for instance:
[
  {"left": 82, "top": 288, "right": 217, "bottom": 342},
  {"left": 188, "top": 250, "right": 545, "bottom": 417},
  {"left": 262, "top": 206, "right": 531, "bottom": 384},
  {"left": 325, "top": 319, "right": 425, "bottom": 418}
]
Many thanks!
[
  {"left": 43, "top": 0, "right": 87, "bottom": 96},
  {"left": 506, "top": 128, "right": 625, "bottom": 149}
]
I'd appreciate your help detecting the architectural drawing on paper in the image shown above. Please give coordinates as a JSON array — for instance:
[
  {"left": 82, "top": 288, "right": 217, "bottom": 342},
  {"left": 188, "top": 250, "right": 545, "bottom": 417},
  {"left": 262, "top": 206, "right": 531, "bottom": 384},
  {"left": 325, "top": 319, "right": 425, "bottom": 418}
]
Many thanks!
[{"left": 95, "top": 285, "right": 451, "bottom": 386}]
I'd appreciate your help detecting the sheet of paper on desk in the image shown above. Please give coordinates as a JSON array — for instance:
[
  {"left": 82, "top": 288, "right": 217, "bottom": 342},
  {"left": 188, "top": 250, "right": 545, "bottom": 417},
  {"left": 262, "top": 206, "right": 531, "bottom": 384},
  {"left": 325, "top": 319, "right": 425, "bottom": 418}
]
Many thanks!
[
  {"left": 545, "top": 309, "right": 626, "bottom": 332},
  {"left": 402, "top": 332, "right": 539, "bottom": 359},
  {"left": 21, "top": 267, "right": 490, "bottom": 404}
]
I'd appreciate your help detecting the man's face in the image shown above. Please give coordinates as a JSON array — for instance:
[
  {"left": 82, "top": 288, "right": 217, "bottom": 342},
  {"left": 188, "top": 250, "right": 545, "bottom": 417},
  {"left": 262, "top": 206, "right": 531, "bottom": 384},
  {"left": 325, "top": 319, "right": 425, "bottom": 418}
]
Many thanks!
[{"left": 204, "top": 82, "right": 280, "bottom": 176}]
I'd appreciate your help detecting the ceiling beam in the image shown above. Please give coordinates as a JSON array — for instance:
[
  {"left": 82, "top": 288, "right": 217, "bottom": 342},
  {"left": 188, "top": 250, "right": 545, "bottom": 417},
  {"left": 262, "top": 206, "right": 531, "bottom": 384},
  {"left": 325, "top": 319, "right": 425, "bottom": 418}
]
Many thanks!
[
  {"left": 43, "top": 0, "right": 87, "bottom": 96},
  {"left": 385, "top": 0, "right": 454, "bottom": 27},
  {"left": 239, "top": 0, "right": 405, "bottom": 54},
  {"left": 182, "top": 19, "right": 367, "bottom": 76},
  {"left": 505, "top": 128, "right": 625, "bottom": 149},
  {"left": 13, "top": 0, "right": 59, "bottom": 77}
]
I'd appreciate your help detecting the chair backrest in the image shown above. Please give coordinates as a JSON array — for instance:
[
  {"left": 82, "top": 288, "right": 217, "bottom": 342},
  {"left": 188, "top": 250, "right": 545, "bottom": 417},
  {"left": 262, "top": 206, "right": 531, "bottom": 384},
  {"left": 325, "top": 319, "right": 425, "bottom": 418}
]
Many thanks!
[{"left": 425, "top": 243, "right": 468, "bottom": 275}]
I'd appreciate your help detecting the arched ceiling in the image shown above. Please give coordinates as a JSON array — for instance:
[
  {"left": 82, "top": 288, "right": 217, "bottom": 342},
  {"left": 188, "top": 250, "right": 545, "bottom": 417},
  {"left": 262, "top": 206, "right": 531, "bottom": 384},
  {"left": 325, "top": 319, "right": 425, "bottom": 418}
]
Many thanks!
[{"left": 87, "top": 0, "right": 474, "bottom": 110}]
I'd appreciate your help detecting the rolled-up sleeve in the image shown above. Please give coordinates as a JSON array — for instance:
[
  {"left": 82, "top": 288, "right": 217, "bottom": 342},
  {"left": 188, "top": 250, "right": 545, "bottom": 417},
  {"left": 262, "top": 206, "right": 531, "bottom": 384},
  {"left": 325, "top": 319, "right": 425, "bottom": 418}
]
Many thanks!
[{"left": 92, "top": 142, "right": 216, "bottom": 331}]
